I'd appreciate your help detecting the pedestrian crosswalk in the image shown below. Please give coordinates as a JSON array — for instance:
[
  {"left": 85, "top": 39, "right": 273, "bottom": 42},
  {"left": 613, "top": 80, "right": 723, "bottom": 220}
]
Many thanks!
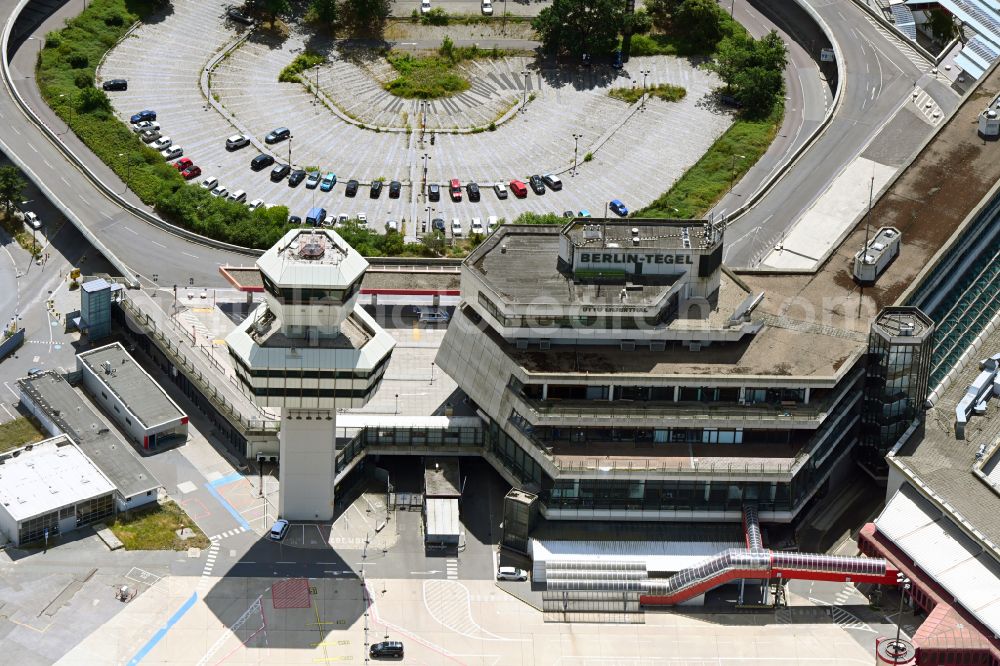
[
  {"left": 912, "top": 88, "right": 943, "bottom": 125},
  {"left": 179, "top": 311, "right": 212, "bottom": 343},
  {"left": 209, "top": 526, "right": 249, "bottom": 541},
  {"left": 198, "top": 541, "right": 220, "bottom": 592},
  {"left": 446, "top": 559, "right": 458, "bottom": 580}
]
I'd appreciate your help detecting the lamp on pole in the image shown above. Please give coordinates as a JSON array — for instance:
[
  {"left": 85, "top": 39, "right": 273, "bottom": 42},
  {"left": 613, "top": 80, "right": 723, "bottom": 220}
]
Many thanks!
[
  {"left": 422, "top": 153, "right": 431, "bottom": 200},
  {"left": 892, "top": 574, "right": 911, "bottom": 665},
  {"left": 729, "top": 154, "right": 746, "bottom": 192},
  {"left": 118, "top": 152, "right": 131, "bottom": 193},
  {"left": 521, "top": 70, "right": 529, "bottom": 110},
  {"left": 572, "top": 133, "right": 582, "bottom": 176},
  {"left": 58, "top": 93, "right": 74, "bottom": 134},
  {"left": 394, "top": 393, "right": 399, "bottom": 415},
  {"left": 730, "top": 0, "right": 736, "bottom": 18},
  {"left": 640, "top": 69, "right": 651, "bottom": 109},
  {"left": 287, "top": 135, "right": 293, "bottom": 167},
  {"left": 26, "top": 37, "right": 41, "bottom": 72}
]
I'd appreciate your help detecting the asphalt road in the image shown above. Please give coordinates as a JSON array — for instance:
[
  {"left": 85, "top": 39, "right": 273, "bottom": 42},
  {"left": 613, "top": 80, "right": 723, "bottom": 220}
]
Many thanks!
[
  {"left": 720, "top": 0, "right": 959, "bottom": 266},
  {"left": 1, "top": 0, "right": 255, "bottom": 288}
]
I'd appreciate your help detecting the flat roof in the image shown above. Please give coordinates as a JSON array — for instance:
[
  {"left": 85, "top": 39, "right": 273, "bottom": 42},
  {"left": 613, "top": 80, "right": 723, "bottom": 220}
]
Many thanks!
[
  {"left": 424, "top": 458, "right": 461, "bottom": 497},
  {"left": 426, "top": 498, "right": 460, "bottom": 538},
  {"left": 461, "top": 303, "right": 861, "bottom": 380},
  {"left": 564, "top": 219, "right": 721, "bottom": 251},
  {"left": 474, "top": 227, "right": 679, "bottom": 307},
  {"left": 0, "top": 435, "right": 115, "bottom": 522},
  {"left": 78, "top": 343, "right": 185, "bottom": 429},
  {"left": 892, "top": 324, "right": 1000, "bottom": 553},
  {"left": 17, "top": 373, "right": 160, "bottom": 499}
]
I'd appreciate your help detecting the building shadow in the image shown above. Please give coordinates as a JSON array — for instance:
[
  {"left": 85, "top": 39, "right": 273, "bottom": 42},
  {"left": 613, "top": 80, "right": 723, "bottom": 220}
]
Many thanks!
[{"left": 201, "top": 537, "right": 368, "bottom": 652}]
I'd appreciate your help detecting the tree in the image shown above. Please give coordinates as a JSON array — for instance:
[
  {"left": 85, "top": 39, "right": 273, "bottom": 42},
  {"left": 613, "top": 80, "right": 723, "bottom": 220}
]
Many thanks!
[
  {"left": 0, "top": 166, "right": 25, "bottom": 213},
  {"left": 247, "top": 0, "right": 290, "bottom": 20},
  {"left": 343, "top": 0, "right": 391, "bottom": 29},
  {"left": 928, "top": 9, "right": 956, "bottom": 43},
  {"left": 644, "top": 0, "right": 681, "bottom": 33},
  {"left": 532, "top": 0, "right": 625, "bottom": 58},
  {"left": 513, "top": 212, "right": 564, "bottom": 225},
  {"left": 672, "top": 0, "right": 724, "bottom": 50},
  {"left": 420, "top": 230, "right": 447, "bottom": 256},
  {"left": 77, "top": 86, "right": 111, "bottom": 113},
  {"left": 309, "top": 0, "right": 338, "bottom": 26},
  {"left": 710, "top": 29, "right": 787, "bottom": 117}
]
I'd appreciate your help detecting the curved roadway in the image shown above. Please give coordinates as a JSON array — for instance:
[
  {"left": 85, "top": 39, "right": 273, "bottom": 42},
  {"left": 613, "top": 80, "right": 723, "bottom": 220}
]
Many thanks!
[{"left": 0, "top": 0, "right": 956, "bottom": 287}]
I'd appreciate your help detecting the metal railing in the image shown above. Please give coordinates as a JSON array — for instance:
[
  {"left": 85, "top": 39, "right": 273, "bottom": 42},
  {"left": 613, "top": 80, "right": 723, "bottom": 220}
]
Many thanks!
[{"left": 118, "top": 296, "right": 279, "bottom": 435}]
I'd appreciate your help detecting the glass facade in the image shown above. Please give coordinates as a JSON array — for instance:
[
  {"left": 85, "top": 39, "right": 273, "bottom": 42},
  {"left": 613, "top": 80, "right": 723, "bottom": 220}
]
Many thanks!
[
  {"left": 859, "top": 308, "right": 934, "bottom": 474},
  {"left": 17, "top": 493, "right": 114, "bottom": 545},
  {"left": 81, "top": 281, "right": 112, "bottom": 340}
]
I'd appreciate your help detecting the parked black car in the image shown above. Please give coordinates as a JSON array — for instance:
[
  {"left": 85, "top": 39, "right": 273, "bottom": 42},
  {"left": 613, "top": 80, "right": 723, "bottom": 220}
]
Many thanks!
[
  {"left": 226, "top": 7, "right": 254, "bottom": 25},
  {"left": 388, "top": 180, "right": 401, "bottom": 198},
  {"left": 102, "top": 79, "right": 127, "bottom": 91},
  {"left": 270, "top": 163, "right": 291, "bottom": 182},
  {"left": 251, "top": 153, "right": 275, "bottom": 171},
  {"left": 428, "top": 183, "right": 440, "bottom": 202},
  {"left": 466, "top": 182, "right": 481, "bottom": 202},
  {"left": 346, "top": 179, "right": 359, "bottom": 197},
  {"left": 529, "top": 174, "right": 545, "bottom": 195},
  {"left": 264, "top": 127, "right": 290, "bottom": 144},
  {"left": 370, "top": 180, "right": 383, "bottom": 199},
  {"left": 370, "top": 641, "right": 404, "bottom": 659},
  {"left": 288, "top": 169, "right": 307, "bottom": 187}
]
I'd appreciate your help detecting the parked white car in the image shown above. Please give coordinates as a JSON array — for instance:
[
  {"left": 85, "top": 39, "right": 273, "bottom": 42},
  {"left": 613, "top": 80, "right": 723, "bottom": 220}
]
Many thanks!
[
  {"left": 482, "top": 0, "right": 493, "bottom": 15},
  {"left": 452, "top": 218, "right": 463, "bottom": 237},
  {"left": 161, "top": 146, "right": 183, "bottom": 161},
  {"left": 210, "top": 185, "right": 228, "bottom": 198},
  {"left": 487, "top": 215, "right": 499, "bottom": 233},
  {"left": 228, "top": 190, "right": 247, "bottom": 203},
  {"left": 200, "top": 176, "right": 218, "bottom": 190},
  {"left": 247, "top": 199, "right": 265, "bottom": 211},
  {"left": 497, "top": 567, "right": 528, "bottom": 582},
  {"left": 420, "top": 0, "right": 431, "bottom": 14},
  {"left": 151, "top": 136, "right": 171, "bottom": 151}
]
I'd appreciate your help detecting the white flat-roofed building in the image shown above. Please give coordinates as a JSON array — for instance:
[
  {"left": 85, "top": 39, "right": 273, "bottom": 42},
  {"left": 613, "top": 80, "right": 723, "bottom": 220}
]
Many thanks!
[
  {"left": 78, "top": 342, "right": 189, "bottom": 450},
  {"left": 0, "top": 435, "right": 116, "bottom": 546}
]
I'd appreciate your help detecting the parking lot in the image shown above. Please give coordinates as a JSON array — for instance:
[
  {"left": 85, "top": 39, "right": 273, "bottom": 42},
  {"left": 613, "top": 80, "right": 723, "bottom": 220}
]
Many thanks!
[{"left": 99, "top": 0, "right": 733, "bottom": 236}]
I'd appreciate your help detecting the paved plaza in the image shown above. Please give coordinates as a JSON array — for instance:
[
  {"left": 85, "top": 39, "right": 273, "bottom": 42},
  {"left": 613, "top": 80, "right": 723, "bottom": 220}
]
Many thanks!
[
  {"left": 100, "top": 0, "right": 733, "bottom": 234},
  {"left": 57, "top": 574, "right": 892, "bottom": 665}
]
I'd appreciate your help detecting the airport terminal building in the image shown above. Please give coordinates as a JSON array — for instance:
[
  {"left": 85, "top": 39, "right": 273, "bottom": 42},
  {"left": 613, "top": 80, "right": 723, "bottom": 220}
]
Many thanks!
[{"left": 435, "top": 219, "right": 933, "bottom": 523}]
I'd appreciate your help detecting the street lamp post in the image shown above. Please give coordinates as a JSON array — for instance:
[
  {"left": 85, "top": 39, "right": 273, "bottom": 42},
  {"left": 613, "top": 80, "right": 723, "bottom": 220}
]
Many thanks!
[
  {"left": 58, "top": 93, "right": 74, "bottom": 134},
  {"left": 729, "top": 153, "right": 747, "bottom": 192},
  {"left": 640, "top": 69, "right": 651, "bottom": 110},
  {"left": 118, "top": 152, "right": 131, "bottom": 193},
  {"left": 422, "top": 153, "right": 430, "bottom": 200},
  {"left": 287, "top": 135, "right": 293, "bottom": 167},
  {"left": 731, "top": 0, "right": 736, "bottom": 18},
  {"left": 425, "top": 206, "right": 432, "bottom": 234},
  {"left": 394, "top": 393, "right": 399, "bottom": 415},
  {"left": 572, "top": 133, "right": 582, "bottom": 176},
  {"left": 521, "top": 70, "right": 529, "bottom": 110},
  {"left": 892, "top": 574, "right": 911, "bottom": 665}
]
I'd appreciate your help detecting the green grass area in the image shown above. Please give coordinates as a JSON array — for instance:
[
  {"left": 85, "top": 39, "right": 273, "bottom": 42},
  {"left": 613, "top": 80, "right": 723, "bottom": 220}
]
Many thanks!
[
  {"left": 609, "top": 83, "right": 686, "bottom": 105},
  {"left": 108, "top": 500, "right": 210, "bottom": 550},
  {"left": 0, "top": 417, "right": 46, "bottom": 454},
  {"left": 636, "top": 101, "right": 784, "bottom": 219},
  {"left": 385, "top": 53, "right": 470, "bottom": 98},
  {"left": 278, "top": 51, "right": 325, "bottom": 83}
]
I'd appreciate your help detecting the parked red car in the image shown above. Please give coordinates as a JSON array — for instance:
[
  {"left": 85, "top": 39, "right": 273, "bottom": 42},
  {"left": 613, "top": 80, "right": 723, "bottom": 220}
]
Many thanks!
[
  {"left": 509, "top": 179, "right": 527, "bottom": 198},
  {"left": 181, "top": 165, "right": 202, "bottom": 180},
  {"left": 173, "top": 157, "right": 194, "bottom": 172},
  {"left": 449, "top": 178, "right": 462, "bottom": 202}
]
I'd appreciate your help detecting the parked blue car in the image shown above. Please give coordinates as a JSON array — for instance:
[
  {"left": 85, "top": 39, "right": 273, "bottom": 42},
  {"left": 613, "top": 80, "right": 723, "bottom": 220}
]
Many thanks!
[
  {"left": 320, "top": 172, "right": 337, "bottom": 192},
  {"left": 130, "top": 109, "right": 156, "bottom": 124},
  {"left": 609, "top": 199, "right": 628, "bottom": 217}
]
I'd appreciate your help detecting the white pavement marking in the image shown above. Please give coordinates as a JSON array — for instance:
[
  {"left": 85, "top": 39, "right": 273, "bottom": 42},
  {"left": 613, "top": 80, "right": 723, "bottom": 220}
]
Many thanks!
[
  {"left": 198, "top": 542, "right": 221, "bottom": 592},
  {"left": 176, "top": 481, "right": 197, "bottom": 494},
  {"left": 422, "top": 579, "right": 525, "bottom": 642}
]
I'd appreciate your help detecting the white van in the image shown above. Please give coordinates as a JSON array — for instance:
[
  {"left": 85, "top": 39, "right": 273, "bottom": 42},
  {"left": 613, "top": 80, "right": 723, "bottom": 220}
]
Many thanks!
[
  {"left": 452, "top": 218, "right": 463, "bottom": 237},
  {"left": 471, "top": 217, "right": 484, "bottom": 234},
  {"left": 386, "top": 219, "right": 399, "bottom": 232},
  {"left": 487, "top": 215, "right": 499, "bottom": 233},
  {"left": 228, "top": 190, "right": 247, "bottom": 203}
]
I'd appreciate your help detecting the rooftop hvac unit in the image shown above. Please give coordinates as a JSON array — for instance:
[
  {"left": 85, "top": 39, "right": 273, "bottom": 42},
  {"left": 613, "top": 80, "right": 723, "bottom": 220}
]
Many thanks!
[
  {"left": 900, "top": 321, "right": 915, "bottom": 336},
  {"left": 583, "top": 225, "right": 602, "bottom": 240},
  {"left": 979, "top": 107, "right": 1000, "bottom": 138}
]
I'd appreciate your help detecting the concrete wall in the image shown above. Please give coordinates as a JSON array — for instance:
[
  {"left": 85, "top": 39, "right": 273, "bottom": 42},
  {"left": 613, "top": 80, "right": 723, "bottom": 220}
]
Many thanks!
[{"left": 0, "top": 501, "right": 17, "bottom": 545}]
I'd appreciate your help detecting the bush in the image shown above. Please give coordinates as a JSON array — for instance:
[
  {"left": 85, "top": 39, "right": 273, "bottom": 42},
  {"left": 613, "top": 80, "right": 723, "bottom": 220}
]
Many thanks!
[
  {"left": 44, "top": 31, "right": 61, "bottom": 48},
  {"left": 67, "top": 53, "right": 89, "bottom": 68},
  {"left": 74, "top": 71, "right": 92, "bottom": 88},
  {"left": 609, "top": 82, "right": 686, "bottom": 104},
  {"left": 385, "top": 52, "right": 470, "bottom": 98},
  {"left": 583, "top": 152, "right": 594, "bottom": 162},
  {"left": 278, "top": 51, "right": 325, "bottom": 83},
  {"left": 104, "top": 13, "right": 125, "bottom": 26},
  {"left": 421, "top": 7, "right": 449, "bottom": 25}
]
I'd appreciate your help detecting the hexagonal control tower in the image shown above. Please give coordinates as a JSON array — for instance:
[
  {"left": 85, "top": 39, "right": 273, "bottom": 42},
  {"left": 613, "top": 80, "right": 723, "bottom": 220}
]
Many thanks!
[{"left": 226, "top": 229, "right": 394, "bottom": 520}]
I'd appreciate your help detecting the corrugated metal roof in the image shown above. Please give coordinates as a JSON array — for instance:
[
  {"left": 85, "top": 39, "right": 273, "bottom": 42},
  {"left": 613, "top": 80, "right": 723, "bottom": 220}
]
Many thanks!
[
  {"left": 529, "top": 538, "right": 741, "bottom": 582},
  {"left": 876, "top": 486, "right": 1000, "bottom": 639},
  {"left": 425, "top": 498, "right": 459, "bottom": 539}
]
